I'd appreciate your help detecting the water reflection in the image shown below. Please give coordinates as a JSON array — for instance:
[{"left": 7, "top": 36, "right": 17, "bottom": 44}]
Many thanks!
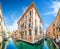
[
  {"left": 6, "top": 40, "right": 52, "bottom": 49},
  {"left": 3, "top": 38, "right": 58, "bottom": 49},
  {"left": 6, "top": 40, "right": 17, "bottom": 49},
  {"left": 43, "top": 41, "right": 49, "bottom": 49}
]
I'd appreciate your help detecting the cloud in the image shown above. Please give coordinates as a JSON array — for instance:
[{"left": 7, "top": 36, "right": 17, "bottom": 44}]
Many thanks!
[
  {"left": 44, "top": 1, "right": 60, "bottom": 16},
  {"left": 5, "top": 16, "right": 22, "bottom": 33},
  {"left": 5, "top": 6, "right": 28, "bottom": 32},
  {"left": 7, "top": 19, "right": 18, "bottom": 32},
  {"left": 4, "top": 12, "right": 18, "bottom": 33}
]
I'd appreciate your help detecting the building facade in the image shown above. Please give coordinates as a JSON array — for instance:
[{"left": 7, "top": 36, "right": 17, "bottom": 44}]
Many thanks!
[
  {"left": 0, "top": 3, "right": 8, "bottom": 49},
  {"left": 12, "top": 30, "right": 21, "bottom": 40},
  {"left": 46, "top": 23, "right": 56, "bottom": 39},
  {"left": 55, "top": 10, "right": 60, "bottom": 42},
  {"left": 17, "top": 2, "right": 43, "bottom": 43},
  {"left": 46, "top": 10, "right": 60, "bottom": 41}
]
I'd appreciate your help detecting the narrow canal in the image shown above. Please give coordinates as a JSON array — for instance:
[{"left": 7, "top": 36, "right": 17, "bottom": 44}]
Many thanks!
[
  {"left": 6, "top": 40, "right": 17, "bottom": 49},
  {"left": 43, "top": 41, "right": 49, "bottom": 49},
  {"left": 6, "top": 40, "right": 50, "bottom": 49},
  {"left": 3, "top": 38, "right": 58, "bottom": 49}
]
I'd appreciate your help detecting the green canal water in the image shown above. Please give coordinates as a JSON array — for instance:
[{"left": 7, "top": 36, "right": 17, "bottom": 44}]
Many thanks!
[
  {"left": 2, "top": 38, "right": 59, "bottom": 49},
  {"left": 14, "top": 39, "right": 43, "bottom": 49},
  {"left": 14, "top": 38, "right": 58, "bottom": 49}
]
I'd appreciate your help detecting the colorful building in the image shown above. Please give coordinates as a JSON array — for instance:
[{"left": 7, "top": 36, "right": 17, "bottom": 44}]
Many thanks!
[
  {"left": 46, "top": 10, "right": 60, "bottom": 41},
  {"left": 17, "top": 2, "right": 43, "bottom": 43}
]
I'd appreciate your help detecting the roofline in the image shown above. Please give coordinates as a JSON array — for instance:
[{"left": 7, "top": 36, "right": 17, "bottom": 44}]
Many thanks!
[
  {"left": 32, "top": 2, "right": 43, "bottom": 24},
  {"left": 17, "top": 2, "right": 43, "bottom": 24},
  {"left": 17, "top": 2, "right": 33, "bottom": 24},
  {"left": 46, "top": 9, "right": 60, "bottom": 32},
  {"left": 54, "top": 9, "right": 60, "bottom": 22}
]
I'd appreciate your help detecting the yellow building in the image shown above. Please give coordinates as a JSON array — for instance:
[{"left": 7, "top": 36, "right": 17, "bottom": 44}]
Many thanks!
[{"left": 17, "top": 2, "right": 43, "bottom": 43}]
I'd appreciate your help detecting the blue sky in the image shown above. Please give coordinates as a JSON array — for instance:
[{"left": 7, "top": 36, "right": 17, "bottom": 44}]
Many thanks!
[{"left": 0, "top": 0, "right": 60, "bottom": 32}]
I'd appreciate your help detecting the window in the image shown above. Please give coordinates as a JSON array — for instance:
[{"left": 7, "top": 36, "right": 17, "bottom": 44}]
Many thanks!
[
  {"left": 53, "top": 33, "right": 55, "bottom": 35},
  {"left": 25, "top": 25, "right": 26, "bottom": 29},
  {"left": 49, "top": 32, "right": 50, "bottom": 34},
  {"left": 29, "top": 30, "right": 31, "bottom": 35},
  {"left": 53, "top": 24, "right": 55, "bottom": 26},
  {"left": 40, "top": 27, "right": 42, "bottom": 33},
  {"left": 35, "top": 28, "right": 37, "bottom": 35},
  {"left": 25, "top": 31, "right": 27, "bottom": 36},
  {"left": 53, "top": 28, "right": 55, "bottom": 32},
  {"left": 25, "top": 23, "right": 26, "bottom": 29},
  {"left": 30, "top": 10, "right": 32, "bottom": 16},
  {"left": 29, "top": 19, "right": 31, "bottom": 27},
  {"left": 29, "top": 24, "right": 31, "bottom": 27}
]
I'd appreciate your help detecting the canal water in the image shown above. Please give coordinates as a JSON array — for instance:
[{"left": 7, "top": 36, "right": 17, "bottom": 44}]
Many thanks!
[
  {"left": 6, "top": 40, "right": 17, "bottom": 49},
  {"left": 4, "top": 37, "right": 58, "bottom": 49},
  {"left": 6, "top": 40, "right": 49, "bottom": 49},
  {"left": 43, "top": 41, "right": 49, "bottom": 49}
]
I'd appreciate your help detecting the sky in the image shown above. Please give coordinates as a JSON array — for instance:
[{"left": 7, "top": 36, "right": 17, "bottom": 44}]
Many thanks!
[{"left": 0, "top": 0, "right": 60, "bottom": 32}]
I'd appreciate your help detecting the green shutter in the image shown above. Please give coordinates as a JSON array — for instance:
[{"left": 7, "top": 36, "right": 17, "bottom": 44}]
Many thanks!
[{"left": 30, "top": 10, "right": 32, "bottom": 16}]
